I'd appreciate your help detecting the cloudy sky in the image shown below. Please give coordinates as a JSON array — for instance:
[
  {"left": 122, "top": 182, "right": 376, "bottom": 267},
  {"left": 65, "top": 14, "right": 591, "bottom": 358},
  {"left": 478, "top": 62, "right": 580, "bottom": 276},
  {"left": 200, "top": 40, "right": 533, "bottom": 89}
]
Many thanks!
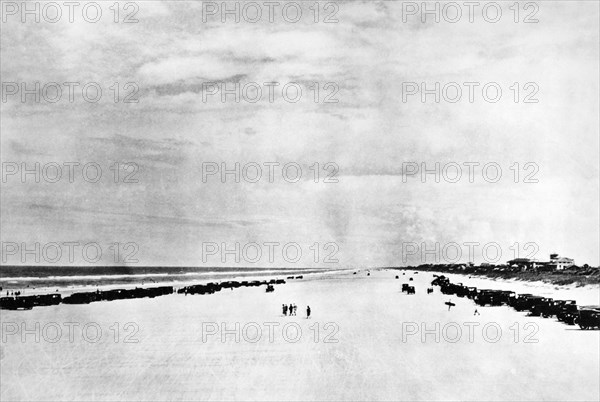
[{"left": 1, "top": 1, "right": 598, "bottom": 267}]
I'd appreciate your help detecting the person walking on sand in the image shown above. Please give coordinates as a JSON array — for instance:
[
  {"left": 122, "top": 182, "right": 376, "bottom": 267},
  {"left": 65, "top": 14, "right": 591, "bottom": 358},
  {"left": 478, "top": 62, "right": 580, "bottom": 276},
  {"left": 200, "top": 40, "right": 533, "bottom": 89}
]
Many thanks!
[
  {"left": 283, "top": 304, "right": 288, "bottom": 316},
  {"left": 293, "top": 304, "right": 297, "bottom": 316},
  {"left": 289, "top": 303, "right": 294, "bottom": 316},
  {"left": 307, "top": 305, "right": 311, "bottom": 319}
]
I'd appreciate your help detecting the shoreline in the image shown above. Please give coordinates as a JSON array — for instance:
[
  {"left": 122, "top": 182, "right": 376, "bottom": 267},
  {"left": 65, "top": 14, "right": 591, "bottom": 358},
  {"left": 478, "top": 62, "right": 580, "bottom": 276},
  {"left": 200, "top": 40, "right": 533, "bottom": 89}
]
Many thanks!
[{"left": 0, "top": 267, "right": 354, "bottom": 297}]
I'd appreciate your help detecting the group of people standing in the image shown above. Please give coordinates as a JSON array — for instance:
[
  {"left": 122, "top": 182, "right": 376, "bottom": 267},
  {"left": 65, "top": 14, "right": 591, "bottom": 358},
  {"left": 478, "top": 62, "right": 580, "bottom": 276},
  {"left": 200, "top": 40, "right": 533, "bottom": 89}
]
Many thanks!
[{"left": 282, "top": 303, "right": 311, "bottom": 318}]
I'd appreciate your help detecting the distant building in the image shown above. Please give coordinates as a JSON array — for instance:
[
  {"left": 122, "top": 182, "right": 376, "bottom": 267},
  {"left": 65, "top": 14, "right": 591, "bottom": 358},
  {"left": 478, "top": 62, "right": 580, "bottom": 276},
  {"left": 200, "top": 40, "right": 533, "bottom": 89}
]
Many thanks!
[
  {"left": 546, "top": 254, "right": 575, "bottom": 270},
  {"left": 506, "top": 258, "right": 538, "bottom": 270},
  {"left": 506, "top": 254, "right": 575, "bottom": 271}
]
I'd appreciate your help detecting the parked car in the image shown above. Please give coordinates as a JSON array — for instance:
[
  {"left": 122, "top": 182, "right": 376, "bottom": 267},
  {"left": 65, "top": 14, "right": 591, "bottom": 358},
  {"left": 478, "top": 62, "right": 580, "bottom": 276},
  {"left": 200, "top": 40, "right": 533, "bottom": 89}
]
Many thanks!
[
  {"left": 529, "top": 298, "right": 554, "bottom": 317},
  {"left": 62, "top": 292, "right": 100, "bottom": 304},
  {"left": 576, "top": 307, "right": 600, "bottom": 330},
  {"left": 466, "top": 287, "right": 478, "bottom": 299},
  {"left": 0, "top": 296, "right": 34, "bottom": 310},
  {"left": 431, "top": 276, "right": 448, "bottom": 286},
  {"left": 475, "top": 289, "right": 504, "bottom": 306},
  {"left": 541, "top": 300, "right": 576, "bottom": 318},
  {"left": 455, "top": 284, "right": 469, "bottom": 298},
  {"left": 513, "top": 295, "right": 545, "bottom": 312},
  {"left": 557, "top": 303, "right": 580, "bottom": 325},
  {"left": 508, "top": 293, "right": 534, "bottom": 308},
  {"left": 496, "top": 291, "right": 517, "bottom": 305}
]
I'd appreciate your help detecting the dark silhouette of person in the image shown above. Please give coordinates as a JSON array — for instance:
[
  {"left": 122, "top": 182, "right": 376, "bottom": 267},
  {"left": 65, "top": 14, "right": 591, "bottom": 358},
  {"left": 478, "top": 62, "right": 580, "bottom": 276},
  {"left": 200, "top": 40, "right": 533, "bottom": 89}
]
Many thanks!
[
  {"left": 283, "top": 304, "right": 288, "bottom": 316},
  {"left": 293, "top": 304, "right": 297, "bottom": 316},
  {"left": 474, "top": 309, "right": 480, "bottom": 316},
  {"left": 307, "top": 306, "right": 311, "bottom": 318},
  {"left": 289, "top": 304, "right": 294, "bottom": 316}
]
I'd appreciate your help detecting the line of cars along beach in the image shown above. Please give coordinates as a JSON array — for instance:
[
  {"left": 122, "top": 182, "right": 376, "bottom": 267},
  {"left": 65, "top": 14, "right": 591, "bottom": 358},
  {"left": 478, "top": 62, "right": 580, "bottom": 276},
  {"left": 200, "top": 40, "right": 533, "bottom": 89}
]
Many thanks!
[
  {"left": 0, "top": 277, "right": 293, "bottom": 311},
  {"left": 427, "top": 274, "right": 600, "bottom": 330}
]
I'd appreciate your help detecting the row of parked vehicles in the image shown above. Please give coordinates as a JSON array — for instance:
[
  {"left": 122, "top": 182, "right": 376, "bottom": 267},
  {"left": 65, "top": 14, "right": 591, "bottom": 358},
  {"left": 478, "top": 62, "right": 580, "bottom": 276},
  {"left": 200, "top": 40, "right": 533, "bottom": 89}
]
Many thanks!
[
  {"left": 178, "top": 279, "right": 285, "bottom": 295},
  {"left": 431, "top": 275, "right": 600, "bottom": 330},
  {"left": 0, "top": 293, "right": 62, "bottom": 310},
  {"left": 0, "top": 278, "right": 287, "bottom": 311},
  {"left": 0, "top": 285, "right": 175, "bottom": 310}
]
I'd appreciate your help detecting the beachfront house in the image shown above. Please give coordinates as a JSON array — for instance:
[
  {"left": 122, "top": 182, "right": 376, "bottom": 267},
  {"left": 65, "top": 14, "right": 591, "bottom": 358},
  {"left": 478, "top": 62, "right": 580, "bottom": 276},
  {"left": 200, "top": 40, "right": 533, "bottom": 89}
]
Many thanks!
[
  {"left": 546, "top": 254, "right": 575, "bottom": 270},
  {"left": 506, "top": 258, "right": 538, "bottom": 270}
]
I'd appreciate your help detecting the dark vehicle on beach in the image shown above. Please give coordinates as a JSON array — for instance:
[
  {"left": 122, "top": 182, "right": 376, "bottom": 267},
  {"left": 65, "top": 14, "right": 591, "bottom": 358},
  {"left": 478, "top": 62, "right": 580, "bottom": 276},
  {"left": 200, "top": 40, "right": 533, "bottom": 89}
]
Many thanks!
[
  {"left": 406, "top": 286, "right": 415, "bottom": 294},
  {"left": 439, "top": 281, "right": 467, "bottom": 296},
  {"left": 431, "top": 276, "right": 449, "bottom": 286},
  {"left": 496, "top": 291, "right": 516, "bottom": 305},
  {"left": 557, "top": 303, "right": 580, "bottom": 325},
  {"left": 30, "top": 294, "right": 62, "bottom": 306},
  {"left": 265, "top": 284, "right": 274, "bottom": 292},
  {"left": 62, "top": 292, "right": 100, "bottom": 304},
  {"left": 440, "top": 283, "right": 454, "bottom": 295},
  {"left": 0, "top": 297, "right": 15, "bottom": 309},
  {"left": 455, "top": 284, "right": 469, "bottom": 298},
  {"left": 513, "top": 295, "right": 544, "bottom": 312},
  {"left": 402, "top": 283, "right": 410, "bottom": 292},
  {"left": 539, "top": 300, "right": 576, "bottom": 318},
  {"left": 508, "top": 293, "right": 533, "bottom": 308},
  {"left": 466, "top": 287, "right": 478, "bottom": 299},
  {"left": 474, "top": 290, "right": 504, "bottom": 306},
  {"left": 528, "top": 298, "right": 554, "bottom": 316},
  {"left": 576, "top": 307, "right": 600, "bottom": 330},
  {"left": 0, "top": 296, "right": 35, "bottom": 310},
  {"left": 2, "top": 294, "right": 63, "bottom": 308},
  {"left": 102, "top": 289, "right": 128, "bottom": 301}
]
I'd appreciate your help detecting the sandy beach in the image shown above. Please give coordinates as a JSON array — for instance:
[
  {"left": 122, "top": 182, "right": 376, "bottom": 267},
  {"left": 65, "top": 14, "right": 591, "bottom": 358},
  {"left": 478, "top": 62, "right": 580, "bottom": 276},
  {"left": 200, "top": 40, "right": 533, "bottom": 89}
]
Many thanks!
[{"left": 1, "top": 269, "right": 598, "bottom": 401}]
